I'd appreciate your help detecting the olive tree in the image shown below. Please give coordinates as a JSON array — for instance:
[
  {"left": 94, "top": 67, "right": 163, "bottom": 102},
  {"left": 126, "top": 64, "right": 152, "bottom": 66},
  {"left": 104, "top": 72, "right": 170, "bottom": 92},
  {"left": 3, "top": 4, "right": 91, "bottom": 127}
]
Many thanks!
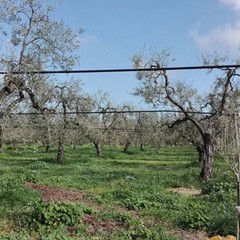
[
  {"left": 0, "top": 83, "right": 32, "bottom": 151},
  {"left": 112, "top": 105, "right": 138, "bottom": 153},
  {"left": 52, "top": 81, "right": 82, "bottom": 163},
  {"left": 0, "top": 0, "right": 82, "bottom": 110},
  {"left": 132, "top": 49, "right": 240, "bottom": 180},
  {"left": 73, "top": 92, "right": 119, "bottom": 157}
]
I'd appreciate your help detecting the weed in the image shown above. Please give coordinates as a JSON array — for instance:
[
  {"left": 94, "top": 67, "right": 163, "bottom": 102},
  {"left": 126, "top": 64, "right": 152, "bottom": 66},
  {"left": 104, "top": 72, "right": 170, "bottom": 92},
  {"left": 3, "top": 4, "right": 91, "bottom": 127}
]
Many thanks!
[
  {"left": 201, "top": 181, "right": 236, "bottom": 195},
  {"left": 23, "top": 171, "right": 39, "bottom": 183},
  {"left": 102, "top": 190, "right": 151, "bottom": 210},
  {"left": 208, "top": 204, "right": 236, "bottom": 236},
  {"left": 29, "top": 161, "right": 50, "bottom": 170},
  {"left": 0, "top": 231, "right": 31, "bottom": 240},
  {"left": 176, "top": 200, "right": 210, "bottom": 231},
  {"left": 123, "top": 196, "right": 152, "bottom": 210},
  {"left": 0, "top": 179, "right": 39, "bottom": 216},
  {"left": 0, "top": 144, "right": 237, "bottom": 238},
  {"left": 21, "top": 201, "right": 85, "bottom": 229},
  {"left": 98, "top": 211, "right": 133, "bottom": 223},
  {"left": 84, "top": 193, "right": 105, "bottom": 205}
]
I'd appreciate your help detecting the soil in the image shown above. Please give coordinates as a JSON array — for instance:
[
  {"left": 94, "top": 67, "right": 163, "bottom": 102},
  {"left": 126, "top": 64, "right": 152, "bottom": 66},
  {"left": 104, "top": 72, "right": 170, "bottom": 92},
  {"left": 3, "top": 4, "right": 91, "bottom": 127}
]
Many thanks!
[
  {"left": 25, "top": 182, "right": 128, "bottom": 235},
  {"left": 25, "top": 182, "right": 88, "bottom": 203},
  {"left": 169, "top": 187, "right": 202, "bottom": 196},
  {"left": 25, "top": 182, "right": 208, "bottom": 240},
  {"left": 174, "top": 229, "right": 208, "bottom": 240}
]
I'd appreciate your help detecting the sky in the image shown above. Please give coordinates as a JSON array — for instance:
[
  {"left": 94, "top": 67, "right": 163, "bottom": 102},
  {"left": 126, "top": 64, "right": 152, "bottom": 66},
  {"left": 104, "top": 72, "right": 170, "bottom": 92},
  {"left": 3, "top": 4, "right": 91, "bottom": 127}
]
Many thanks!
[{"left": 53, "top": 0, "right": 240, "bottom": 107}]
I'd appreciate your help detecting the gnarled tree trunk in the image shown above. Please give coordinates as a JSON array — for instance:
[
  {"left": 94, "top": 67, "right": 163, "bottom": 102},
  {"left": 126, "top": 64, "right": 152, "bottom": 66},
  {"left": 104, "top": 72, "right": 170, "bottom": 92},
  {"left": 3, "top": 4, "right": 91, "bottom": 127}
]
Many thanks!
[
  {"left": 93, "top": 141, "right": 102, "bottom": 157},
  {"left": 123, "top": 141, "right": 131, "bottom": 153},
  {"left": 199, "top": 133, "right": 214, "bottom": 181},
  {"left": 44, "top": 128, "right": 51, "bottom": 153},
  {"left": 194, "top": 145, "right": 204, "bottom": 162},
  {"left": 56, "top": 138, "right": 64, "bottom": 164},
  {"left": 11, "top": 139, "right": 16, "bottom": 150}
]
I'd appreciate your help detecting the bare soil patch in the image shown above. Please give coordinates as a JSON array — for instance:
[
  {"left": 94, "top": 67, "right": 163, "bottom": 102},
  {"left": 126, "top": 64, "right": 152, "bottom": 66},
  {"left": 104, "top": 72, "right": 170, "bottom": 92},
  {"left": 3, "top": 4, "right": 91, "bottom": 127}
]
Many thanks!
[
  {"left": 25, "top": 182, "right": 87, "bottom": 203},
  {"left": 25, "top": 182, "right": 129, "bottom": 235},
  {"left": 173, "top": 229, "right": 208, "bottom": 240},
  {"left": 25, "top": 182, "right": 207, "bottom": 239},
  {"left": 82, "top": 214, "right": 126, "bottom": 235},
  {"left": 169, "top": 187, "right": 202, "bottom": 196}
]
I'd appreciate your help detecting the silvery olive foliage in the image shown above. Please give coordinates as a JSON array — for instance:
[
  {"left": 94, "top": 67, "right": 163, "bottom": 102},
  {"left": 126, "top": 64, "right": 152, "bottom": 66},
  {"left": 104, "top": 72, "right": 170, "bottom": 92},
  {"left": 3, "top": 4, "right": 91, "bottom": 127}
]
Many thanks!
[{"left": 0, "top": 0, "right": 83, "bottom": 108}]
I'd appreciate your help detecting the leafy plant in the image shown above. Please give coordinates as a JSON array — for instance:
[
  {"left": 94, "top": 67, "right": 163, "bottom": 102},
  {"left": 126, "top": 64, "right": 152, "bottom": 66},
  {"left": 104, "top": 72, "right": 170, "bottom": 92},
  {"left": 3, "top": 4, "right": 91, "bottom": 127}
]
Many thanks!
[
  {"left": 107, "top": 190, "right": 133, "bottom": 201},
  {"left": 207, "top": 203, "right": 236, "bottom": 236},
  {"left": 21, "top": 201, "right": 85, "bottom": 228},
  {"left": 24, "top": 171, "right": 39, "bottom": 183},
  {"left": 202, "top": 181, "right": 236, "bottom": 195},
  {"left": 0, "top": 232, "right": 31, "bottom": 240},
  {"left": 129, "top": 224, "right": 153, "bottom": 239},
  {"left": 99, "top": 211, "right": 133, "bottom": 223},
  {"left": 0, "top": 179, "right": 39, "bottom": 216},
  {"left": 176, "top": 201, "right": 210, "bottom": 231},
  {"left": 123, "top": 196, "right": 151, "bottom": 210},
  {"left": 29, "top": 161, "right": 50, "bottom": 170}
]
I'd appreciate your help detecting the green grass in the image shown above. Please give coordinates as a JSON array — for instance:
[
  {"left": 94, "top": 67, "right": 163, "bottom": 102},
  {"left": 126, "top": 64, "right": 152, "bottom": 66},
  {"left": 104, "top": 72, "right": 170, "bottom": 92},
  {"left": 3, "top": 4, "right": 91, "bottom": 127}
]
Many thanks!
[{"left": 0, "top": 144, "right": 237, "bottom": 239}]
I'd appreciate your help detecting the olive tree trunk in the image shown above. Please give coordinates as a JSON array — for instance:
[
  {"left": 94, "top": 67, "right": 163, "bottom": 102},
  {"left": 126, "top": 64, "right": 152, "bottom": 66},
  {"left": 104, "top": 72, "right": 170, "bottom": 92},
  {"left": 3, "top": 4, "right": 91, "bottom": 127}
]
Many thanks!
[
  {"left": 195, "top": 145, "right": 205, "bottom": 162},
  {"left": 93, "top": 141, "right": 102, "bottom": 157},
  {"left": 44, "top": 129, "right": 51, "bottom": 153},
  {"left": 199, "top": 133, "right": 214, "bottom": 181},
  {"left": 56, "top": 138, "right": 64, "bottom": 164},
  {"left": 123, "top": 141, "right": 131, "bottom": 153}
]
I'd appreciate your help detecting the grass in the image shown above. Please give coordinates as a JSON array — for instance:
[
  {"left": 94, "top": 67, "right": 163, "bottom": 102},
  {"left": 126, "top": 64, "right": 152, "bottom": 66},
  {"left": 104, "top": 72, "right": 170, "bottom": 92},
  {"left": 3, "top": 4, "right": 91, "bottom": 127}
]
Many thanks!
[{"left": 0, "top": 144, "right": 237, "bottom": 239}]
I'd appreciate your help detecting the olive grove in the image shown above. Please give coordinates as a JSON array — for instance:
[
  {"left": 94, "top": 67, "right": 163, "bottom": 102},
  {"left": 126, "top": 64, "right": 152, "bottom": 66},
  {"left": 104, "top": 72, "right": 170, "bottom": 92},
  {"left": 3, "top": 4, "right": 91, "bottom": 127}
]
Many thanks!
[
  {"left": 0, "top": 0, "right": 83, "bottom": 158},
  {"left": 132, "top": 49, "right": 240, "bottom": 180}
]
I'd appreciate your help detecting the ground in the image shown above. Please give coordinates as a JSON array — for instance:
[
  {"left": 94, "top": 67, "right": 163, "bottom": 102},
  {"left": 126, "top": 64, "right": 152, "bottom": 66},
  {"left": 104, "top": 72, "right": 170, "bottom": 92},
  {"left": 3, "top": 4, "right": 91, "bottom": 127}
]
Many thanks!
[
  {"left": 25, "top": 182, "right": 208, "bottom": 240},
  {"left": 169, "top": 187, "right": 202, "bottom": 196}
]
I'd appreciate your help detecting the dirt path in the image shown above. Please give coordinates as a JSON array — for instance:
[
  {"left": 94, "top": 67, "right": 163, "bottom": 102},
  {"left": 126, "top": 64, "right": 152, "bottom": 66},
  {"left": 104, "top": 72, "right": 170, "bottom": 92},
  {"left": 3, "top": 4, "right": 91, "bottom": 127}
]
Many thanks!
[
  {"left": 25, "top": 182, "right": 208, "bottom": 240},
  {"left": 25, "top": 182, "right": 88, "bottom": 203}
]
